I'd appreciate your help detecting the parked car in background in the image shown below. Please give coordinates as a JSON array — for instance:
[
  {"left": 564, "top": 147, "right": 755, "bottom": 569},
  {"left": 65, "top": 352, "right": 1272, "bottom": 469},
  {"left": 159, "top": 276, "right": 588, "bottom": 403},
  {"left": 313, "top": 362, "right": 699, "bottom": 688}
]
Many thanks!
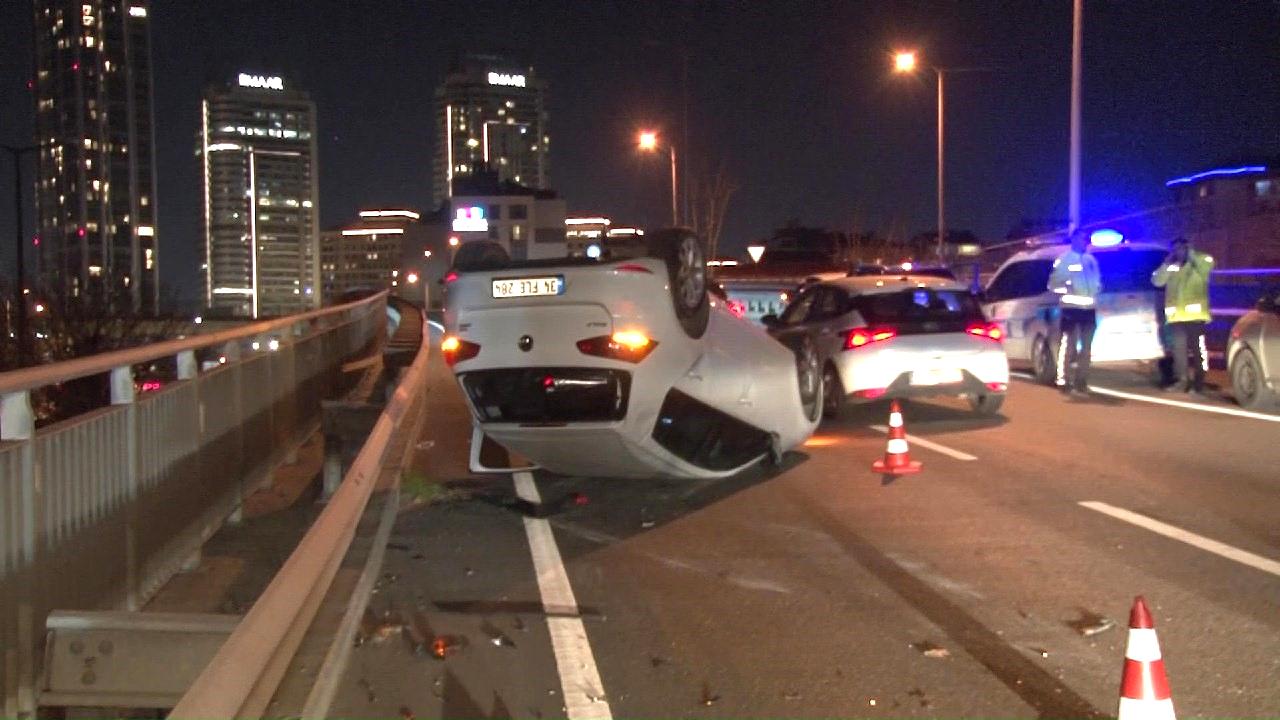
[
  {"left": 982, "top": 241, "right": 1167, "bottom": 384},
  {"left": 764, "top": 275, "right": 1009, "bottom": 415},
  {"left": 1227, "top": 285, "right": 1280, "bottom": 410}
]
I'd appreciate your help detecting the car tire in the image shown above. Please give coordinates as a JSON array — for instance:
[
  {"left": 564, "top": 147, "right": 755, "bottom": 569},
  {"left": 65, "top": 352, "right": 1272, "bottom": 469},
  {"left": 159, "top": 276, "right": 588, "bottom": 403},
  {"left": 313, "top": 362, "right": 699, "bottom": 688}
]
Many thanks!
[
  {"left": 822, "top": 363, "right": 844, "bottom": 419},
  {"left": 1032, "top": 335, "right": 1057, "bottom": 386},
  {"left": 796, "top": 338, "right": 823, "bottom": 423},
  {"left": 1230, "top": 347, "right": 1276, "bottom": 411},
  {"left": 647, "top": 229, "right": 709, "bottom": 339},
  {"left": 968, "top": 392, "right": 1005, "bottom": 415}
]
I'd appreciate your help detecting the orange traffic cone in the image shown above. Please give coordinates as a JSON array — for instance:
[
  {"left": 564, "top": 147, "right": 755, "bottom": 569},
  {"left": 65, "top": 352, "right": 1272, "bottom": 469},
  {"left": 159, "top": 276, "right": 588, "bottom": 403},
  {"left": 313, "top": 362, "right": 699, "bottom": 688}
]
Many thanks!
[
  {"left": 1118, "top": 596, "right": 1176, "bottom": 720},
  {"left": 872, "top": 400, "right": 922, "bottom": 475}
]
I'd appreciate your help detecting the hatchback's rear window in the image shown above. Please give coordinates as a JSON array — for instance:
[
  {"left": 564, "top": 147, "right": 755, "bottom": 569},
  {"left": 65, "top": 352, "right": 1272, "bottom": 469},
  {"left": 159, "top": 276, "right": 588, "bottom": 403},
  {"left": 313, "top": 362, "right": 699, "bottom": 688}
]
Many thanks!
[
  {"left": 1096, "top": 249, "right": 1165, "bottom": 293},
  {"left": 853, "top": 289, "right": 986, "bottom": 334}
]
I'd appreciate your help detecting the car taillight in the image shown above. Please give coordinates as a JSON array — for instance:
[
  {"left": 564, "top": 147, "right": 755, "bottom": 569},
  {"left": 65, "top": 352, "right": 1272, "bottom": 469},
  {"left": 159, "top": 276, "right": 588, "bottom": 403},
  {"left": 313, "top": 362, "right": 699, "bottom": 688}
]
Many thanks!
[
  {"left": 443, "top": 271, "right": 459, "bottom": 284},
  {"left": 441, "top": 335, "right": 480, "bottom": 366},
  {"left": 726, "top": 299, "right": 746, "bottom": 318},
  {"left": 576, "top": 331, "right": 658, "bottom": 363},
  {"left": 854, "top": 388, "right": 887, "bottom": 399},
  {"left": 613, "top": 263, "right": 653, "bottom": 274},
  {"left": 986, "top": 382, "right": 1008, "bottom": 392},
  {"left": 844, "top": 327, "right": 897, "bottom": 350},
  {"left": 966, "top": 322, "right": 1004, "bottom": 341}
]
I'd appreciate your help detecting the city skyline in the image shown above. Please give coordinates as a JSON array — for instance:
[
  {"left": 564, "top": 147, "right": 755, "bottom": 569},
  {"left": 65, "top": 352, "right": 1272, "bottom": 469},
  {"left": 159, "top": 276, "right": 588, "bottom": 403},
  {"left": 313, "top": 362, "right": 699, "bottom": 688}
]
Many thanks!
[{"left": 2, "top": 1, "right": 1279, "bottom": 307}]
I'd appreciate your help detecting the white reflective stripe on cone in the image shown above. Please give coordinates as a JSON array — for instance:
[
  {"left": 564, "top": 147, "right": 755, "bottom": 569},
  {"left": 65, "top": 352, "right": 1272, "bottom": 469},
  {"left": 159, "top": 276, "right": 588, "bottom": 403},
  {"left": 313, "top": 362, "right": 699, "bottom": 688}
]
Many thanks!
[
  {"left": 1118, "top": 696, "right": 1176, "bottom": 720},
  {"left": 889, "top": 412, "right": 903, "bottom": 428},
  {"left": 886, "top": 438, "right": 909, "bottom": 454},
  {"left": 1124, "top": 628, "right": 1163, "bottom": 662}
]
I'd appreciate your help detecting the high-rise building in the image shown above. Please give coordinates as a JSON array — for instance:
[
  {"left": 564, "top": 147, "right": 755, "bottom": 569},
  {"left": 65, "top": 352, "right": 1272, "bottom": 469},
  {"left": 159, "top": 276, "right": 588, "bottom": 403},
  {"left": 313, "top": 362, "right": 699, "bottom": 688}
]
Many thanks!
[
  {"left": 200, "top": 72, "right": 320, "bottom": 318},
  {"left": 432, "top": 53, "right": 549, "bottom": 207},
  {"left": 32, "top": 0, "right": 160, "bottom": 313},
  {"left": 319, "top": 209, "right": 432, "bottom": 304}
]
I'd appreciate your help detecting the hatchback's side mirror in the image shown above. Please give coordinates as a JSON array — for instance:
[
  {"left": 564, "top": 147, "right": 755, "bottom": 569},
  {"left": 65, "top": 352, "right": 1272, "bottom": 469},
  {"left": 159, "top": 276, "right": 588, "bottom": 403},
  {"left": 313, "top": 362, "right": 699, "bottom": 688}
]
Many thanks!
[{"left": 761, "top": 314, "right": 779, "bottom": 327}]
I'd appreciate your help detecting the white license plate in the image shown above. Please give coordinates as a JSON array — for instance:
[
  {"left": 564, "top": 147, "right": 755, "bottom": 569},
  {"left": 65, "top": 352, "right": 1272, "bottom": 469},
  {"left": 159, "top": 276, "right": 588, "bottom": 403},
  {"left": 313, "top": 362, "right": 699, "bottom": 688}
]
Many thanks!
[
  {"left": 491, "top": 276, "right": 564, "bottom": 298},
  {"left": 911, "top": 367, "right": 964, "bottom": 386}
]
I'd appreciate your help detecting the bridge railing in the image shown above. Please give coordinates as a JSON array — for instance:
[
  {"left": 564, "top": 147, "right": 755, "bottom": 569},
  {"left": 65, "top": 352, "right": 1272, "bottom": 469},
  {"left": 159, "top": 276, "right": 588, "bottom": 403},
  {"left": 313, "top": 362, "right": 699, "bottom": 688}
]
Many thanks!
[{"left": 0, "top": 292, "right": 387, "bottom": 717}]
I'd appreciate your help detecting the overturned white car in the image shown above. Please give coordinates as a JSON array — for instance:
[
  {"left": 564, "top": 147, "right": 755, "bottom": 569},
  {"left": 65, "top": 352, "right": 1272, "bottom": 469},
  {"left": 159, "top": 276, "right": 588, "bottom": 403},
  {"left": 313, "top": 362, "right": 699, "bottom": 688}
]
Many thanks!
[{"left": 441, "top": 230, "right": 822, "bottom": 479}]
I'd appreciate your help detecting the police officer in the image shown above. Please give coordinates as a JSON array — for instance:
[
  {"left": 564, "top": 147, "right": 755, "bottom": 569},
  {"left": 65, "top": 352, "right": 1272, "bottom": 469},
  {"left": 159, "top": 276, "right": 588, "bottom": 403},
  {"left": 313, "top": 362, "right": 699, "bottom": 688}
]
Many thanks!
[
  {"left": 1152, "top": 237, "right": 1213, "bottom": 395},
  {"left": 1047, "top": 230, "right": 1103, "bottom": 396}
]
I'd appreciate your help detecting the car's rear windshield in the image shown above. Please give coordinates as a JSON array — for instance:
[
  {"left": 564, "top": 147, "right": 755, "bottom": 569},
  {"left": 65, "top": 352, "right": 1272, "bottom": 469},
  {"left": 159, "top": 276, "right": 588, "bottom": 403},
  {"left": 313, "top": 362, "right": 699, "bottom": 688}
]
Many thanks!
[
  {"left": 1097, "top": 249, "right": 1165, "bottom": 293},
  {"left": 853, "top": 288, "right": 986, "bottom": 334}
]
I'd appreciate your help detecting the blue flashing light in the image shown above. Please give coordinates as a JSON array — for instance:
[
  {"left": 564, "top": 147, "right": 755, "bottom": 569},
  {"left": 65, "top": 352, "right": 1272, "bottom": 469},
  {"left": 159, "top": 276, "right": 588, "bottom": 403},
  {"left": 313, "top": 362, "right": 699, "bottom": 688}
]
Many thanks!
[
  {"left": 586, "top": 243, "right": 602, "bottom": 259},
  {"left": 1089, "top": 228, "right": 1124, "bottom": 247},
  {"left": 1165, "top": 165, "right": 1267, "bottom": 187}
]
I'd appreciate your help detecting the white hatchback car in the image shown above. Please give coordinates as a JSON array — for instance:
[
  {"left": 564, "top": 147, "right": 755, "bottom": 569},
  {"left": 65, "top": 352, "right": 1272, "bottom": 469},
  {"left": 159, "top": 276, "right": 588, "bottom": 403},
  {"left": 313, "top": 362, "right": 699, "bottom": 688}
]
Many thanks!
[
  {"left": 981, "top": 241, "right": 1167, "bottom": 383},
  {"left": 442, "top": 230, "right": 822, "bottom": 479},
  {"left": 765, "top": 275, "right": 1010, "bottom": 415}
]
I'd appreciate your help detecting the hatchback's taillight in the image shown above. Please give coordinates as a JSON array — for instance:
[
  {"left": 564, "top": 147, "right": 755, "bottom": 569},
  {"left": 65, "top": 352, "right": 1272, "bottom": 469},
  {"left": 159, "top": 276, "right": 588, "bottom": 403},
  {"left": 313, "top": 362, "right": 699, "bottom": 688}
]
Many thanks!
[
  {"left": 441, "top": 335, "right": 480, "bottom": 366},
  {"left": 844, "top": 327, "right": 898, "bottom": 350},
  {"left": 726, "top": 299, "right": 747, "bottom": 318},
  {"left": 576, "top": 331, "right": 658, "bottom": 363},
  {"left": 443, "top": 271, "right": 459, "bottom": 284},
  {"left": 966, "top": 322, "right": 1004, "bottom": 342}
]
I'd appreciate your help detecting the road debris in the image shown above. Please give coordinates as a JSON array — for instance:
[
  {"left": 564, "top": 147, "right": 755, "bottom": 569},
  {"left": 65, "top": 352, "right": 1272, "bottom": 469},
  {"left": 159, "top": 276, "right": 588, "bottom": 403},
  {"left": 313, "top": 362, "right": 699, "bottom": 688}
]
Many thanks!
[
  {"left": 911, "top": 640, "right": 951, "bottom": 658},
  {"left": 783, "top": 690, "right": 803, "bottom": 701},
  {"left": 480, "top": 619, "right": 517, "bottom": 648},
  {"left": 431, "top": 634, "right": 467, "bottom": 659},
  {"left": 357, "top": 677, "right": 376, "bottom": 703},
  {"left": 1067, "top": 609, "right": 1116, "bottom": 637},
  {"left": 649, "top": 655, "right": 666, "bottom": 668},
  {"left": 512, "top": 615, "right": 527, "bottom": 632},
  {"left": 699, "top": 681, "right": 721, "bottom": 706},
  {"left": 403, "top": 608, "right": 432, "bottom": 656},
  {"left": 398, "top": 706, "right": 414, "bottom": 720},
  {"left": 386, "top": 542, "right": 411, "bottom": 551},
  {"left": 1031, "top": 646, "right": 1050, "bottom": 658},
  {"left": 415, "top": 440, "right": 435, "bottom": 451}
]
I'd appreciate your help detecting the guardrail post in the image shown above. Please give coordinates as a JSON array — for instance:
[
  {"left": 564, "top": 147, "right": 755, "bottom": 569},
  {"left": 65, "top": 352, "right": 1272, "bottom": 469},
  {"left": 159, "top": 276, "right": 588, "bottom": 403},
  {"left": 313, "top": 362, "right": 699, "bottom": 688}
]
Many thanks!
[
  {"left": 110, "top": 365, "right": 143, "bottom": 611},
  {"left": 1, "top": 390, "right": 36, "bottom": 716}
]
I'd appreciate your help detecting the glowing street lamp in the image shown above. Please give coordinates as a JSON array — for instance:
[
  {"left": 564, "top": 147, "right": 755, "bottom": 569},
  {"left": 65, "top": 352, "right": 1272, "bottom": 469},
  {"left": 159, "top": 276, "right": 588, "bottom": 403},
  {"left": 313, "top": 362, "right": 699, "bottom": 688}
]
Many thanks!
[
  {"left": 893, "top": 51, "right": 917, "bottom": 73},
  {"left": 637, "top": 130, "right": 678, "bottom": 226}
]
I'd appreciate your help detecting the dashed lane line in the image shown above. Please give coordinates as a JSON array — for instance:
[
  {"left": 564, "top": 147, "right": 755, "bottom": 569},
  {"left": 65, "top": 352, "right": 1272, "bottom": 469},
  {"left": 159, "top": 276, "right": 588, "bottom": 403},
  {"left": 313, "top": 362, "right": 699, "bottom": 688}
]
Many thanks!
[
  {"left": 513, "top": 471, "right": 613, "bottom": 720},
  {"left": 1080, "top": 500, "right": 1280, "bottom": 578},
  {"left": 1011, "top": 372, "right": 1280, "bottom": 423},
  {"left": 868, "top": 425, "right": 978, "bottom": 461}
]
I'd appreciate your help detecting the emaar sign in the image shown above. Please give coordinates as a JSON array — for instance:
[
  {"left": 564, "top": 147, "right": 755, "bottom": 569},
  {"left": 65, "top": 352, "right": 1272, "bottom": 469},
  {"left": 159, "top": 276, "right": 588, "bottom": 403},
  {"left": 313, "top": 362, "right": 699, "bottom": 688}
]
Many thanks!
[
  {"left": 487, "top": 72, "right": 526, "bottom": 88},
  {"left": 238, "top": 73, "right": 284, "bottom": 91}
]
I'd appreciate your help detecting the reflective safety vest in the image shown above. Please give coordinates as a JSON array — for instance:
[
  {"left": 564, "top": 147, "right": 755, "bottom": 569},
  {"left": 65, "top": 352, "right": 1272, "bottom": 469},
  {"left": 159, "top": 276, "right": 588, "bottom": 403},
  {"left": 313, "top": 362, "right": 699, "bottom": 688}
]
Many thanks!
[
  {"left": 1151, "top": 250, "right": 1212, "bottom": 323},
  {"left": 1047, "top": 250, "right": 1102, "bottom": 307}
]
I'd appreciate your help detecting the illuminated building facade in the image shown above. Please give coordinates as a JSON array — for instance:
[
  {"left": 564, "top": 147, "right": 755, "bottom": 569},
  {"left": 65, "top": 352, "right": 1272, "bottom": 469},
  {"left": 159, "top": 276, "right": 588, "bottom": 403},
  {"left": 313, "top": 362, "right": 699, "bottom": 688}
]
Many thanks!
[
  {"left": 32, "top": 0, "right": 159, "bottom": 313},
  {"left": 432, "top": 53, "right": 549, "bottom": 206},
  {"left": 320, "top": 209, "right": 431, "bottom": 304},
  {"left": 201, "top": 72, "right": 319, "bottom": 317}
]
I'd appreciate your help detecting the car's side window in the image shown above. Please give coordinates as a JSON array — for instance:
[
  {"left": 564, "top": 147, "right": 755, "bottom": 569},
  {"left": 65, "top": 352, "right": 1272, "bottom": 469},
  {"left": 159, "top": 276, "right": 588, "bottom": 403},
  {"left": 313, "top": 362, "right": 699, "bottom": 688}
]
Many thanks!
[
  {"left": 809, "top": 287, "right": 843, "bottom": 322},
  {"left": 779, "top": 290, "right": 817, "bottom": 325},
  {"left": 987, "top": 260, "right": 1054, "bottom": 302}
]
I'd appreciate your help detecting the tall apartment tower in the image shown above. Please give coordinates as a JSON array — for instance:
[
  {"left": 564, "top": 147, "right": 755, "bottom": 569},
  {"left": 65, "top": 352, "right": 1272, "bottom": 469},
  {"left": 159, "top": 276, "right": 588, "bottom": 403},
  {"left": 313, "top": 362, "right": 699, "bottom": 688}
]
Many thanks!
[
  {"left": 32, "top": 0, "right": 160, "bottom": 313},
  {"left": 200, "top": 72, "right": 320, "bottom": 318},
  {"left": 432, "top": 53, "right": 549, "bottom": 207}
]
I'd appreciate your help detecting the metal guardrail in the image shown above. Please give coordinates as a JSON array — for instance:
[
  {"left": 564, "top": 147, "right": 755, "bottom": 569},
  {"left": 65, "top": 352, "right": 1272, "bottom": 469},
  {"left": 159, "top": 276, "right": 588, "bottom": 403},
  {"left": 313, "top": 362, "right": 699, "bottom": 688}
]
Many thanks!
[
  {"left": 168, "top": 310, "right": 430, "bottom": 718},
  {"left": 0, "top": 292, "right": 387, "bottom": 717}
]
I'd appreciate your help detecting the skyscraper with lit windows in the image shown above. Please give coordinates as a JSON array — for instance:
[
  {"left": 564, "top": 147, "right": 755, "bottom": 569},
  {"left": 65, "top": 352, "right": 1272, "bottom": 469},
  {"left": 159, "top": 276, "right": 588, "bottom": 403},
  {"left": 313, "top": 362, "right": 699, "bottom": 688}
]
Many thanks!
[
  {"left": 200, "top": 72, "right": 320, "bottom": 318},
  {"left": 432, "top": 53, "right": 549, "bottom": 207},
  {"left": 32, "top": 0, "right": 159, "bottom": 313}
]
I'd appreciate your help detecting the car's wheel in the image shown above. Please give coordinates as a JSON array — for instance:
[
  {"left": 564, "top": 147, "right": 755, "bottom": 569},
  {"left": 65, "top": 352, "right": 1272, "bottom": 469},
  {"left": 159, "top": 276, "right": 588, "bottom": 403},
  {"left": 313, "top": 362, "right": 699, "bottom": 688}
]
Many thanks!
[
  {"left": 1032, "top": 334, "right": 1057, "bottom": 386},
  {"left": 822, "top": 363, "right": 844, "bottom": 419},
  {"left": 968, "top": 392, "right": 1005, "bottom": 415},
  {"left": 647, "top": 229, "right": 709, "bottom": 339},
  {"left": 795, "top": 338, "right": 823, "bottom": 423},
  {"left": 1231, "top": 348, "right": 1276, "bottom": 410}
]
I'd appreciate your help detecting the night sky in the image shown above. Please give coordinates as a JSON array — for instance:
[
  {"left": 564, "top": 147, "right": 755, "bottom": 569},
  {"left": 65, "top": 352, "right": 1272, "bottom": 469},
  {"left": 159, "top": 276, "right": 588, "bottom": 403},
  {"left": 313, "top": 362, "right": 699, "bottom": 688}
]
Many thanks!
[{"left": 2, "top": 1, "right": 1278, "bottom": 306}]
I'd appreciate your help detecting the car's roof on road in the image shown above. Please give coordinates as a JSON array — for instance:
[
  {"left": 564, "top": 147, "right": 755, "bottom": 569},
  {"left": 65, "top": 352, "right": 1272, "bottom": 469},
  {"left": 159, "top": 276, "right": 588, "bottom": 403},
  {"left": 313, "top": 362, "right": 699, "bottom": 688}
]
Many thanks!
[{"left": 823, "top": 274, "right": 968, "bottom": 295}]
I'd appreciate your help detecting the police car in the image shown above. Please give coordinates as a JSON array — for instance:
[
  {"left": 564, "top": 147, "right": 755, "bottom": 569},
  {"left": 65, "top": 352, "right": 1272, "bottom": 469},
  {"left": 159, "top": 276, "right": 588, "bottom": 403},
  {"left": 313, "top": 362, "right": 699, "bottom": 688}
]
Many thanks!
[{"left": 981, "top": 233, "right": 1168, "bottom": 383}]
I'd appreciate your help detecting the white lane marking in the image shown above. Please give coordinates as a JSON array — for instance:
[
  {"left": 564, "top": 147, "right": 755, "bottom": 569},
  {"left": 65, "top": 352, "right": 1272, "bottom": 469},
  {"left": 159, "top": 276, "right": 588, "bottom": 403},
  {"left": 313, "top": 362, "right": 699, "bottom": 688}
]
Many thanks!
[
  {"left": 869, "top": 425, "right": 978, "bottom": 461},
  {"left": 514, "top": 472, "right": 613, "bottom": 719},
  {"left": 1012, "top": 372, "right": 1280, "bottom": 423},
  {"left": 1080, "top": 501, "right": 1280, "bottom": 578}
]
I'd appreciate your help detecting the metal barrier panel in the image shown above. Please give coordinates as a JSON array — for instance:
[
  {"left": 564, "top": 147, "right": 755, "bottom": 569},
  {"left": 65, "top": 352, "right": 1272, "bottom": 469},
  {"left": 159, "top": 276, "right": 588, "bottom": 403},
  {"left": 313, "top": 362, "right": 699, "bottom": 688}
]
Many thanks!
[{"left": 0, "top": 293, "right": 388, "bottom": 715}]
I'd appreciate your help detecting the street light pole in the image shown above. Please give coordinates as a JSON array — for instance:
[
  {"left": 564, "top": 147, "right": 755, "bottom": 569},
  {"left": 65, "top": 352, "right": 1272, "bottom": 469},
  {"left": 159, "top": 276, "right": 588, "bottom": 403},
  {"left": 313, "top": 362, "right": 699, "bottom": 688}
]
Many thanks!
[
  {"left": 2, "top": 144, "right": 36, "bottom": 367},
  {"left": 1068, "top": 0, "right": 1084, "bottom": 234},
  {"left": 669, "top": 145, "right": 679, "bottom": 227},
  {"left": 936, "top": 69, "right": 946, "bottom": 259}
]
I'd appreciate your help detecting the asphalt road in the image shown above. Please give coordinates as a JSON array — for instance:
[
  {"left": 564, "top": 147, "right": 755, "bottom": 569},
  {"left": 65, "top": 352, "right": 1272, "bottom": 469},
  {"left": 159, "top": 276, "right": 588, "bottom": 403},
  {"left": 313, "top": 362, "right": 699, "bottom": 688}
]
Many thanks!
[{"left": 329, "top": 352, "right": 1280, "bottom": 719}]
